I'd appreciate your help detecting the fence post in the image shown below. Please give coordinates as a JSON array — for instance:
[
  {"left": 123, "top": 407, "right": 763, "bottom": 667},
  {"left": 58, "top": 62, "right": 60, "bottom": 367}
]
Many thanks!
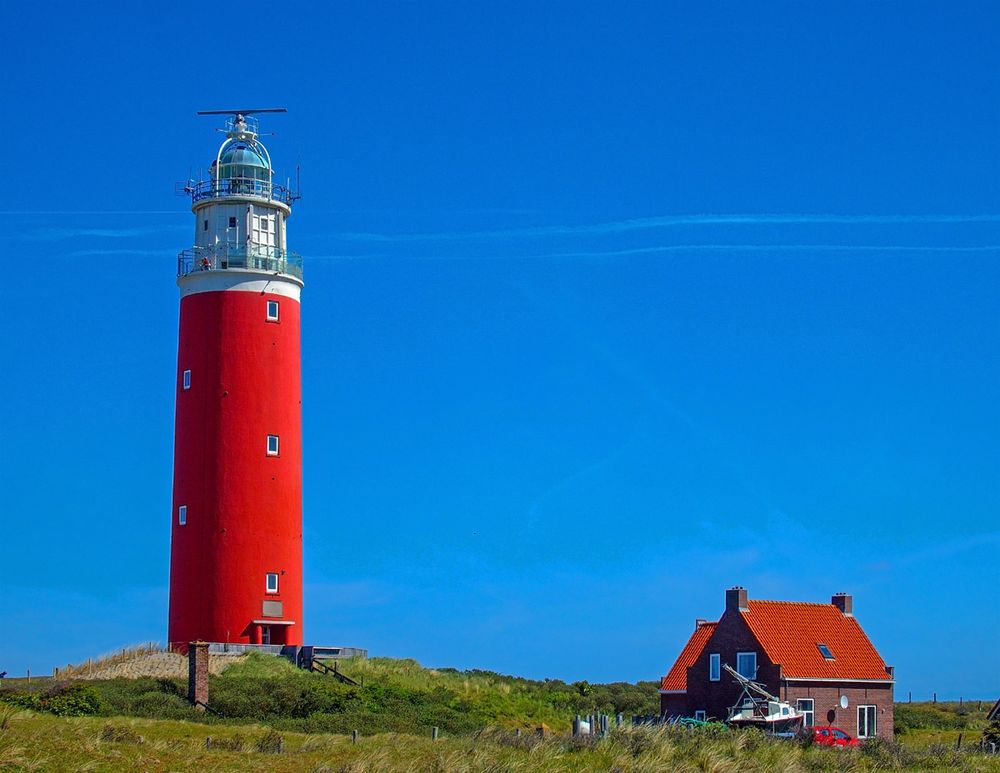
[
  {"left": 351, "top": 730, "right": 358, "bottom": 744},
  {"left": 26, "top": 669, "right": 30, "bottom": 684},
  {"left": 432, "top": 727, "right": 439, "bottom": 741},
  {"left": 933, "top": 693, "right": 937, "bottom": 704},
  {"left": 572, "top": 716, "right": 580, "bottom": 737}
]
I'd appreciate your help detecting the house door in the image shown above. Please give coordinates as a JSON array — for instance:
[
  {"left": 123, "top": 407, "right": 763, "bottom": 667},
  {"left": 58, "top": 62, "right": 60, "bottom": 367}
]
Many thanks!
[{"left": 261, "top": 626, "right": 271, "bottom": 645}]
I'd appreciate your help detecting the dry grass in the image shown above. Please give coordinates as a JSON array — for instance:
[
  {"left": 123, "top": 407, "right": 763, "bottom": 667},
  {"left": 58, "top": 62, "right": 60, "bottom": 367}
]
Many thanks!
[{"left": 2, "top": 712, "right": 999, "bottom": 772}]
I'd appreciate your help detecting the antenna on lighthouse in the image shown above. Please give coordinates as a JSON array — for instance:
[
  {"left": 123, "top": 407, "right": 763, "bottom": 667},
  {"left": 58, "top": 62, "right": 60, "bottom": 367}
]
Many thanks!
[{"left": 196, "top": 108, "right": 288, "bottom": 115}]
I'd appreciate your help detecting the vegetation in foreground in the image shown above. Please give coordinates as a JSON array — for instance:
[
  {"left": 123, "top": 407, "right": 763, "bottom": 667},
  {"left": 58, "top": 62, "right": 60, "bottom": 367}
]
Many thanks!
[
  {"left": 2, "top": 709, "right": 1000, "bottom": 773},
  {"left": 0, "top": 654, "right": 660, "bottom": 735},
  {"left": 2, "top": 654, "right": 998, "bottom": 770}
]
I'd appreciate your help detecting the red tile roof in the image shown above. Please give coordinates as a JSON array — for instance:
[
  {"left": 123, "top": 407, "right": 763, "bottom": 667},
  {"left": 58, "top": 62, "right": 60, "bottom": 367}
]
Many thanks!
[
  {"left": 742, "top": 600, "right": 890, "bottom": 680},
  {"left": 660, "top": 622, "right": 717, "bottom": 691}
]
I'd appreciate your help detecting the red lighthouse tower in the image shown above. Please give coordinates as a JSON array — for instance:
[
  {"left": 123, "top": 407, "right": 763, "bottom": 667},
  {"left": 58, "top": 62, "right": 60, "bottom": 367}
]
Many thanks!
[{"left": 168, "top": 110, "right": 303, "bottom": 650}]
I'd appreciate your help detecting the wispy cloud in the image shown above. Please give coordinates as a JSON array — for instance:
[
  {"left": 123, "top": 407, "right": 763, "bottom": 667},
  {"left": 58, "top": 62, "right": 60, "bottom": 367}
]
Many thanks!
[
  {"left": 326, "top": 213, "right": 1000, "bottom": 243},
  {"left": 0, "top": 210, "right": 184, "bottom": 216},
  {"left": 301, "top": 243, "right": 1000, "bottom": 265},
  {"left": 23, "top": 224, "right": 188, "bottom": 241}
]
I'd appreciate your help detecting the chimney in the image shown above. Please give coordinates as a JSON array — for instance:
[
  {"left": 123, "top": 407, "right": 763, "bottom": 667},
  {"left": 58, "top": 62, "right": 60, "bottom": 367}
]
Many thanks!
[
  {"left": 188, "top": 640, "right": 209, "bottom": 710},
  {"left": 832, "top": 593, "right": 853, "bottom": 616},
  {"left": 695, "top": 618, "right": 708, "bottom": 630},
  {"left": 726, "top": 586, "right": 749, "bottom": 612}
]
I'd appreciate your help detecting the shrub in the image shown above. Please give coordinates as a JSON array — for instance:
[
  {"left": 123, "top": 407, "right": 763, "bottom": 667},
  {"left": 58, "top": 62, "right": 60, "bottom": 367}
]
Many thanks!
[
  {"left": 100, "top": 724, "right": 143, "bottom": 744},
  {"left": 255, "top": 729, "right": 283, "bottom": 754}
]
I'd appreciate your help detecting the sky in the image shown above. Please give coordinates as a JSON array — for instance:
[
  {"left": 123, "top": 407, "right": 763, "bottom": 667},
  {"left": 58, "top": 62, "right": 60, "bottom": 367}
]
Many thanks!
[{"left": 1, "top": 2, "right": 998, "bottom": 698}]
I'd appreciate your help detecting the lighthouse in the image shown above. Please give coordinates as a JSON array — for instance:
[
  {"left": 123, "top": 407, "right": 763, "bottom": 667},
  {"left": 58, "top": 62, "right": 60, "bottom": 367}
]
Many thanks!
[{"left": 168, "top": 110, "right": 303, "bottom": 650}]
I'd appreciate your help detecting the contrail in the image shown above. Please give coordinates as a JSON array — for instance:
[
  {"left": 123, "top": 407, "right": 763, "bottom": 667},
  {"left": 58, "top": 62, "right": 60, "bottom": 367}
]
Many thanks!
[
  {"left": 300, "top": 243, "right": 1000, "bottom": 264},
  {"left": 0, "top": 210, "right": 185, "bottom": 216},
  {"left": 325, "top": 213, "right": 1000, "bottom": 243}
]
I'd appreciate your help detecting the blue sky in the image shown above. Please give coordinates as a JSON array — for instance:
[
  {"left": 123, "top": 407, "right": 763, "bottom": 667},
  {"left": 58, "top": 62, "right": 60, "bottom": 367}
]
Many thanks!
[{"left": 1, "top": 2, "right": 998, "bottom": 698}]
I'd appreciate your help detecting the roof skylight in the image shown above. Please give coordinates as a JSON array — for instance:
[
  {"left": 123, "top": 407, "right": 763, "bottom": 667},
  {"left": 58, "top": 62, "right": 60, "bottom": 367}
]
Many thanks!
[{"left": 817, "top": 643, "right": 835, "bottom": 660}]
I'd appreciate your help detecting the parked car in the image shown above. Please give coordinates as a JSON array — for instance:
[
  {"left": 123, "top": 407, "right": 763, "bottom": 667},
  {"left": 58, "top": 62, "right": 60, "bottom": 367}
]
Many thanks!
[{"left": 812, "top": 726, "right": 860, "bottom": 748}]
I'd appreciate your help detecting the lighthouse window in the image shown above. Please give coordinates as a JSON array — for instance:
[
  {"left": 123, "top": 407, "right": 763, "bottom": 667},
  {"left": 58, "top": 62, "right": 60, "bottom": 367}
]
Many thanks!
[
  {"left": 178, "top": 505, "right": 187, "bottom": 525},
  {"left": 182, "top": 369, "right": 191, "bottom": 390},
  {"left": 266, "top": 435, "right": 280, "bottom": 456},
  {"left": 203, "top": 219, "right": 208, "bottom": 231},
  {"left": 229, "top": 216, "right": 237, "bottom": 228},
  {"left": 266, "top": 573, "right": 279, "bottom": 594},
  {"left": 266, "top": 300, "right": 279, "bottom": 321}
]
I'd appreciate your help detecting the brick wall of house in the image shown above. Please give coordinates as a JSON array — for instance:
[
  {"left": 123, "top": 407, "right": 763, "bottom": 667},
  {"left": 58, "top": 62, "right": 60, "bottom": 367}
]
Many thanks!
[
  {"left": 780, "top": 681, "right": 894, "bottom": 740},
  {"left": 660, "top": 692, "right": 687, "bottom": 716},
  {"left": 682, "top": 606, "right": 782, "bottom": 722}
]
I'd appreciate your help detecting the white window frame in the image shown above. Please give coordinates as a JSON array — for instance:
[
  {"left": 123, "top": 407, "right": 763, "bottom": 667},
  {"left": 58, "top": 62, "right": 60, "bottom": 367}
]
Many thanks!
[
  {"left": 266, "top": 300, "right": 279, "bottom": 321},
  {"left": 265, "top": 572, "right": 279, "bottom": 594},
  {"left": 178, "top": 505, "right": 187, "bottom": 526},
  {"left": 693, "top": 710, "right": 706, "bottom": 721},
  {"left": 266, "top": 434, "right": 279, "bottom": 456},
  {"left": 182, "top": 369, "right": 191, "bottom": 390},
  {"left": 858, "top": 704, "right": 877, "bottom": 738},
  {"left": 796, "top": 698, "right": 814, "bottom": 727},
  {"left": 709, "top": 653, "right": 721, "bottom": 681},
  {"left": 736, "top": 651, "right": 757, "bottom": 680}
]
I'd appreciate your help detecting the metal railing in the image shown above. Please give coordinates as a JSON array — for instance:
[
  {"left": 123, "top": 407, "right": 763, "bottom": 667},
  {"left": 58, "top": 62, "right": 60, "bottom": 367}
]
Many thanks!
[
  {"left": 206, "top": 643, "right": 286, "bottom": 656},
  {"left": 184, "top": 176, "right": 298, "bottom": 205},
  {"left": 178, "top": 244, "right": 303, "bottom": 280}
]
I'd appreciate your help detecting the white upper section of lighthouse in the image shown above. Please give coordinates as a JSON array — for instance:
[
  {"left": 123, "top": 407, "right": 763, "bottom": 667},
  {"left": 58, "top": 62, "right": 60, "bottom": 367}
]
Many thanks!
[{"left": 177, "top": 111, "right": 302, "bottom": 289}]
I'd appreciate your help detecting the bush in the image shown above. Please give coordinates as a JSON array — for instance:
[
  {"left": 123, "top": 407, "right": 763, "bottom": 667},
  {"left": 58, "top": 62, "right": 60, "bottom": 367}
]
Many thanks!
[
  {"left": 100, "top": 724, "right": 143, "bottom": 744},
  {"left": 0, "top": 683, "right": 104, "bottom": 717}
]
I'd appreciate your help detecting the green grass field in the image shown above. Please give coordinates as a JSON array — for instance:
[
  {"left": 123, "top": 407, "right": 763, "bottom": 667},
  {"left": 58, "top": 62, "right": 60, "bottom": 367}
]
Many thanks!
[
  {"left": 1, "top": 655, "right": 998, "bottom": 771},
  {"left": 3, "top": 710, "right": 1000, "bottom": 772}
]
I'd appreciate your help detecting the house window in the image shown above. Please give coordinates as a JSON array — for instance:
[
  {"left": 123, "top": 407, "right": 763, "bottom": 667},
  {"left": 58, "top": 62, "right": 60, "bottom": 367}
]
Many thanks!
[
  {"left": 709, "top": 653, "right": 720, "bottom": 681},
  {"left": 736, "top": 652, "right": 757, "bottom": 680},
  {"left": 266, "top": 300, "right": 279, "bottom": 321},
  {"left": 178, "top": 505, "right": 187, "bottom": 526},
  {"left": 796, "top": 698, "right": 814, "bottom": 727},
  {"left": 817, "top": 643, "right": 835, "bottom": 660},
  {"left": 694, "top": 710, "right": 706, "bottom": 721},
  {"left": 266, "top": 435, "right": 279, "bottom": 456},
  {"left": 858, "top": 705, "right": 877, "bottom": 738},
  {"left": 182, "top": 369, "right": 191, "bottom": 390},
  {"left": 266, "top": 573, "right": 279, "bottom": 594}
]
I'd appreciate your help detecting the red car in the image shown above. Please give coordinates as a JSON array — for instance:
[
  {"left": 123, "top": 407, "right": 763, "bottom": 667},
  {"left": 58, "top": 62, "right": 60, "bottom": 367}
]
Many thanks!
[{"left": 813, "top": 726, "right": 860, "bottom": 748}]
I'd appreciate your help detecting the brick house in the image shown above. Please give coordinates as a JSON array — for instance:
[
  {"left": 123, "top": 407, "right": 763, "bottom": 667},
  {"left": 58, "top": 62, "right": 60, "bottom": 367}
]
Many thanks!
[{"left": 660, "top": 586, "right": 894, "bottom": 740}]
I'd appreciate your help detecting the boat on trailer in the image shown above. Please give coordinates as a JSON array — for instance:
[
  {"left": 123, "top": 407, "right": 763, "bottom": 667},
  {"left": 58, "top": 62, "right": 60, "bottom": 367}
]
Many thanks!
[{"left": 722, "top": 663, "right": 803, "bottom": 735}]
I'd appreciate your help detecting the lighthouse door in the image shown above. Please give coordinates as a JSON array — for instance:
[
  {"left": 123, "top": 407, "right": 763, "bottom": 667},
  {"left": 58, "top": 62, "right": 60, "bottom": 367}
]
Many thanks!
[{"left": 260, "top": 626, "right": 271, "bottom": 645}]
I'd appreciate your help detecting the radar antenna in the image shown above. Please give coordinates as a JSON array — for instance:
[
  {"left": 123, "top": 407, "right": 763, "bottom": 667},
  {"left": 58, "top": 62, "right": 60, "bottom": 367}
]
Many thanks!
[{"left": 197, "top": 108, "right": 288, "bottom": 116}]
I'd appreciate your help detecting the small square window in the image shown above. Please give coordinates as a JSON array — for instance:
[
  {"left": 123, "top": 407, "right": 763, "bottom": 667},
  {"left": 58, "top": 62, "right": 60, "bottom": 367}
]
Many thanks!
[
  {"left": 694, "top": 710, "right": 706, "bottom": 721},
  {"left": 266, "top": 300, "right": 279, "bottom": 321},
  {"left": 266, "top": 572, "right": 279, "bottom": 594},
  {"left": 261, "top": 219, "right": 269, "bottom": 231},
  {"left": 182, "top": 369, "right": 191, "bottom": 390},
  {"left": 229, "top": 216, "right": 237, "bottom": 228},
  {"left": 266, "top": 435, "right": 279, "bottom": 456},
  {"left": 203, "top": 219, "right": 208, "bottom": 231},
  {"left": 178, "top": 505, "right": 187, "bottom": 526}
]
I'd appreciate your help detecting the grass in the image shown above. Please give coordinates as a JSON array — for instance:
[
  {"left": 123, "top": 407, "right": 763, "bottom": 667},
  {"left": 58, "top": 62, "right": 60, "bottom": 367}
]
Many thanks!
[
  {"left": 2, "top": 655, "right": 998, "bottom": 770},
  {"left": 2, "top": 710, "right": 999, "bottom": 772}
]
